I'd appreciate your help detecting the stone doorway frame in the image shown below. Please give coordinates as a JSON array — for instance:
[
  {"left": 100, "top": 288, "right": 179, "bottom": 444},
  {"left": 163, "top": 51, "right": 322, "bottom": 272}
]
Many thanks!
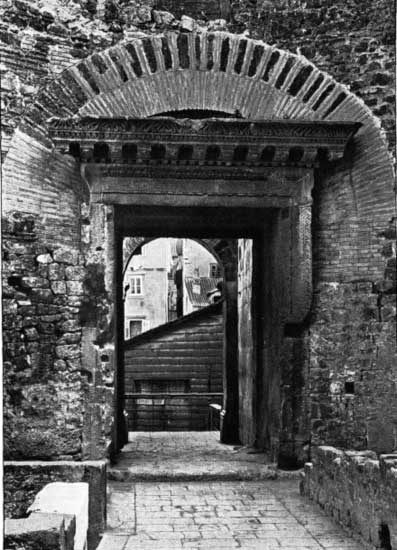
[{"left": 51, "top": 115, "right": 359, "bottom": 460}]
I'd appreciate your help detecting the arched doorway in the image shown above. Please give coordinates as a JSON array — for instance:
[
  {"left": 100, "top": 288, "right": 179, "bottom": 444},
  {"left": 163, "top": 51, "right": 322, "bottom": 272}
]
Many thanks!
[{"left": 2, "top": 30, "right": 394, "bottom": 466}]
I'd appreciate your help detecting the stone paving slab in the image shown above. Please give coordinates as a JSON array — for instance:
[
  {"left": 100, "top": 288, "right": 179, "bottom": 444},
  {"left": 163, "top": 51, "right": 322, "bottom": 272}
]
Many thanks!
[
  {"left": 108, "top": 432, "right": 286, "bottom": 481},
  {"left": 97, "top": 480, "right": 373, "bottom": 550}
]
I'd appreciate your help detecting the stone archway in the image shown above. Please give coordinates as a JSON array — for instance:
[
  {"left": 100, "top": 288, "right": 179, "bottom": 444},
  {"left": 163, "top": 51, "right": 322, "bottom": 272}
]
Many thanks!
[
  {"left": 2, "top": 30, "right": 395, "bottom": 463},
  {"left": 122, "top": 236, "right": 236, "bottom": 280}
]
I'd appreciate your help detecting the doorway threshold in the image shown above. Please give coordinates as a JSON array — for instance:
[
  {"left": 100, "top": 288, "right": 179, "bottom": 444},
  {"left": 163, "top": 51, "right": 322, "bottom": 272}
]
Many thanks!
[{"left": 108, "top": 432, "right": 291, "bottom": 482}]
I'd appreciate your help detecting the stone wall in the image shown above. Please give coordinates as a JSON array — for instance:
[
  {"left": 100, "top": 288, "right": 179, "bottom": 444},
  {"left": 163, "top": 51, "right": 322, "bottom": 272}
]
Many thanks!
[
  {"left": 230, "top": 0, "right": 395, "bottom": 151},
  {"left": 302, "top": 446, "right": 397, "bottom": 548},
  {"left": 308, "top": 283, "right": 397, "bottom": 453},
  {"left": 306, "top": 159, "right": 397, "bottom": 451},
  {"left": 2, "top": 211, "right": 85, "bottom": 460}
]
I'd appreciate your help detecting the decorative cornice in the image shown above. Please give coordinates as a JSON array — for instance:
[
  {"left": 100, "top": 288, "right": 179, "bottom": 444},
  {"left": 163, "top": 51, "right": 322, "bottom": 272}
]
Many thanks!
[{"left": 48, "top": 116, "right": 361, "bottom": 170}]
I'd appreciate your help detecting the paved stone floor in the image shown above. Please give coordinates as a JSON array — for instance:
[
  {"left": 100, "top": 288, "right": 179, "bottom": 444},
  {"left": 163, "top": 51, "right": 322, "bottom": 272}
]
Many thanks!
[
  {"left": 98, "top": 432, "right": 371, "bottom": 549},
  {"left": 98, "top": 480, "right": 368, "bottom": 549}
]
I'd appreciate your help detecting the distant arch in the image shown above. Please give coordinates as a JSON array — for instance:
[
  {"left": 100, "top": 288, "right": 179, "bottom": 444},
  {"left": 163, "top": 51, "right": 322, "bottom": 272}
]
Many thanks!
[{"left": 122, "top": 236, "right": 236, "bottom": 281}]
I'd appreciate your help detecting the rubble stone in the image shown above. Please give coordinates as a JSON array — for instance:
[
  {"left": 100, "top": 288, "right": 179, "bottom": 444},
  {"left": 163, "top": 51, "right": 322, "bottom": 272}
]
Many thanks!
[
  {"left": 53, "top": 249, "right": 79, "bottom": 265},
  {"left": 180, "top": 14, "right": 195, "bottom": 31}
]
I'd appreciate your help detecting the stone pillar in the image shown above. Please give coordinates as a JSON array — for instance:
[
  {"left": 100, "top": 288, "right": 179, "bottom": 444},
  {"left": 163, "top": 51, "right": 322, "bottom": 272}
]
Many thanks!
[
  {"left": 237, "top": 238, "right": 256, "bottom": 446},
  {"left": 289, "top": 172, "right": 314, "bottom": 323},
  {"left": 254, "top": 173, "right": 314, "bottom": 463},
  {"left": 220, "top": 279, "right": 239, "bottom": 444},
  {"left": 81, "top": 202, "right": 118, "bottom": 459}
]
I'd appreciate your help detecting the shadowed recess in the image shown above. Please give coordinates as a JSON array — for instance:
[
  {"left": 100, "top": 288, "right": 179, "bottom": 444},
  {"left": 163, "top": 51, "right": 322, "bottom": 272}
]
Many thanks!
[
  {"left": 234, "top": 39, "right": 247, "bottom": 74},
  {"left": 161, "top": 37, "right": 173, "bottom": 70},
  {"left": 248, "top": 44, "right": 264, "bottom": 77},
  {"left": 125, "top": 43, "right": 143, "bottom": 77}
]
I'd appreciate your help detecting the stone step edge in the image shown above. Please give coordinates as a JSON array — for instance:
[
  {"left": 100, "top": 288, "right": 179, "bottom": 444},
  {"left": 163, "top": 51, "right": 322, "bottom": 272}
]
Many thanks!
[{"left": 107, "top": 469, "right": 302, "bottom": 482}]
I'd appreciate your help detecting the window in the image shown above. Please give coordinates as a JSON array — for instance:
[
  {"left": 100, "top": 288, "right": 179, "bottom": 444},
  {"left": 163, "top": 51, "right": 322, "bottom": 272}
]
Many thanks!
[
  {"left": 130, "top": 275, "right": 143, "bottom": 295},
  {"left": 128, "top": 320, "right": 143, "bottom": 338},
  {"left": 193, "top": 283, "right": 201, "bottom": 294},
  {"left": 209, "top": 263, "right": 221, "bottom": 278}
]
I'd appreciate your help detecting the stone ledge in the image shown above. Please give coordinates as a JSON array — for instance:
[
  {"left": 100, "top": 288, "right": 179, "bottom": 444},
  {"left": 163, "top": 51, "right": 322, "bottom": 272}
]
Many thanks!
[
  {"left": 5, "top": 511, "right": 75, "bottom": 550},
  {"left": 301, "top": 445, "right": 397, "bottom": 549},
  {"left": 4, "top": 461, "right": 107, "bottom": 550},
  {"left": 28, "top": 482, "right": 88, "bottom": 550}
]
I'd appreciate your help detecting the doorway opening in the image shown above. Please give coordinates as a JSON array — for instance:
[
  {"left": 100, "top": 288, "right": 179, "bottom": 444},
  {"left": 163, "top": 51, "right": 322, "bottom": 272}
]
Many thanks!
[{"left": 113, "top": 205, "right": 271, "bottom": 460}]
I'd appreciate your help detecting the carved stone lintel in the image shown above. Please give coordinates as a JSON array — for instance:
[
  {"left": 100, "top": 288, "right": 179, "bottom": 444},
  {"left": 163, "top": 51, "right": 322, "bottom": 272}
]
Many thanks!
[
  {"left": 82, "top": 162, "right": 312, "bottom": 182},
  {"left": 49, "top": 116, "right": 361, "bottom": 169}
]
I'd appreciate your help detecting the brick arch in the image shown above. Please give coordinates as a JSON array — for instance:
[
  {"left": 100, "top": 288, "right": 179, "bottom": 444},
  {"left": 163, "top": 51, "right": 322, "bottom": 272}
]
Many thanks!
[{"left": 3, "top": 29, "right": 395, "bottom": 272}]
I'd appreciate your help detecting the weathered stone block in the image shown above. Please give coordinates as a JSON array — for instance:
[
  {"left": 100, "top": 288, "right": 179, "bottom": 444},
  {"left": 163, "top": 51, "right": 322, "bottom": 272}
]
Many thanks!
[
  {"left": 24, "top": 327, "right": 39, "bottom": 341},
  {"left": 5, "top": 511, "right": 75, "bottom": 550},
  {"left": 152, "top": 10, "right": 175, "bottom": 26},
  {"left": 60, "top": 319, "right": 81, "bottom": 332},
  {"left": 55, "top": 344, "right": 80, "bottom": 360},
  {"left": 31, "top": 289, "right": 54, "bottom": 302},
  {"left": 65, "top": 266, "right": 86, "bottom": 281},
  {"left": 181, "top": 15, "right": 195, "bottom": 31},
  {"left": 58, "top": 332, "right": 81, "bottom": 344},
  {"left": 51, "top": 281, "right": 67, "bottom": 294},
  {"left": 48, "top": 264, "right": 65, "bottom": 280},
  {"left": 3, "top": 300, "right": 18, "bottom": 314},
  {"left": 66, "top": 281, "right": 84, "bottom": 295},
  {"left": 22, "top": 276, "right": 49, "bottom": 289},
  {"left": 53, "top": 249, "right": 78, "bottom": 265},
  {"left": 54, "top": 359, "right": 67, "bottom": 371},
  {"left": 37, "top": 254, "right": 53, "bottom": 264},
  {"left": 4, "top": 461, "right": 106, "bottom": 550},
  {"left": 28, "top": 483, "right": 88, "bottom": 550}
]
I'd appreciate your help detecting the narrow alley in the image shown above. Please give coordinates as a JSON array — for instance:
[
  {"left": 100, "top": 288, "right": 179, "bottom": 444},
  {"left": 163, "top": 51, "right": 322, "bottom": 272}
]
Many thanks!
[{"left": 97, "top": 433, "right": 369, "bottom": 550}]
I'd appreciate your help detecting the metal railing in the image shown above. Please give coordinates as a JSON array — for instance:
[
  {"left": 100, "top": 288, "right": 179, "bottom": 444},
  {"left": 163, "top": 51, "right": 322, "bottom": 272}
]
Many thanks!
[{"left": 125, "top": 392, "right": 223, "bottom": 431}]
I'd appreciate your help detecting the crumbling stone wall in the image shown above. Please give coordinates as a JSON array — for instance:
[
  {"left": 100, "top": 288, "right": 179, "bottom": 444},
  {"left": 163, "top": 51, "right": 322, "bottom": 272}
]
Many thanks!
[
  {"left": 302, "top": 446, "right": 397, "bottom": 548},
  {"left": 2, "top": 211, "right": 85, "bottom": 460}
]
